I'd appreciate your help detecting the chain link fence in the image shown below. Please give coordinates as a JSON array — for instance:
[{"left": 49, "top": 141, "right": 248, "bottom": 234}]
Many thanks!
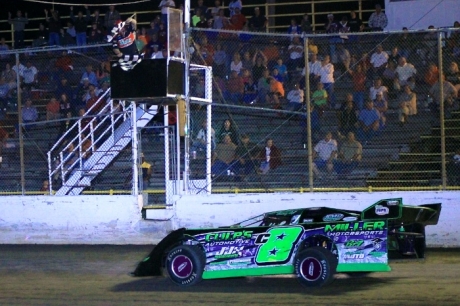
[{"left": 188, "top": 27, "right": 460, "bottom": 192}]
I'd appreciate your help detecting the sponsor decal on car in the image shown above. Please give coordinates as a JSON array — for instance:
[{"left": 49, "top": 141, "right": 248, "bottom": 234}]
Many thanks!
[
  {"left": 387, "top": 200, "right": 399, "bottom": 206},
  {"left": 375, "top": 205, "right": 389, "bottom": 216},
  {"left": 343, "top": 216, "right": 358, "bottom": 222},
  {"left": 323, "top": 213, "right": 344, "bottom": 222}
]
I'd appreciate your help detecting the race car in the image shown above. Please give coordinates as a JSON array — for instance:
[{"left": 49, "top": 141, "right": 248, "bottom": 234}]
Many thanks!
[{"left": 132, "top": 198, "right": 441, "bottom": 287}]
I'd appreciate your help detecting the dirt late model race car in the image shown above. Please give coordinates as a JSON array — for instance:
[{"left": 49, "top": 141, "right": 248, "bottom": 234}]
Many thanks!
[{"left": 132, "top": 198, "right": 441, "bottom": 287}]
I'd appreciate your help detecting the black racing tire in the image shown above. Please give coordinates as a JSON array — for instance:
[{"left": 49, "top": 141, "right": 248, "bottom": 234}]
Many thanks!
[
  {"left": 165, "top": 245, "right": 205, "bottom": 286},
  {"left": 294, "top": 246, "right": 337, "bottom": 287}
]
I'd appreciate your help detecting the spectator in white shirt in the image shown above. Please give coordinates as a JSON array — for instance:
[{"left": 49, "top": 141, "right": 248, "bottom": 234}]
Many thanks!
[
  {"left": 370, "top": 44, "right": 388, "bottom": 78},
  {"left": 286, "top": 82, "right": 304, "bottom": 111},
  {"left": 22, "top": 61, "right": 38, "bottom": 90},
  {"left": 394, "top": 57, "right": 417, "bottom": 90},
  {"left": 369, "top": 78, "right": 388, "bottom": 101},
  {"left": 302, "top": 53, "right": 322, "bottom": 87},
  {"left": 313, "top": 131, "right": 337, "bottom": 175},
  {"left": 317, "top": 55, "right": 336, "bottom": 109},
  {"left": 287, "top": 36, "right": 304, "bottom": 71}
]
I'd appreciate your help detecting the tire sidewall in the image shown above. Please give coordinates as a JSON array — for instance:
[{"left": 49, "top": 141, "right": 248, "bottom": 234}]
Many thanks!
[
  {"left": 294, "top": 247, "right": 335, "bottom": 287},
  {"left": 166, "top": 245, "right": 204, "bottom": 286}
]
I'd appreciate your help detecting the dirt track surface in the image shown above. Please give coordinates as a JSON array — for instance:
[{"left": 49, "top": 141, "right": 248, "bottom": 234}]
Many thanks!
[{"left": 0, "top": 245, "right": 459, "bottom": 306}]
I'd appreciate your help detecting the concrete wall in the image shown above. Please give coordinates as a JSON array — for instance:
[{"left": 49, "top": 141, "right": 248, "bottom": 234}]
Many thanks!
[
  {"left": 0, "top": 191, "right": 458, "bottom": 246},
  {"left": 0, "top": 195, "right": 170, "bottom": 244}
]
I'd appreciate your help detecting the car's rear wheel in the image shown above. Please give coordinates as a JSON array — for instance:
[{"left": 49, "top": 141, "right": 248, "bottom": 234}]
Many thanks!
[
  {"left": 294, "top": 246, "right": 337, "bottom": 287},
  {"left": 165, "top": 245, "right": 205, "bottom": 286}
]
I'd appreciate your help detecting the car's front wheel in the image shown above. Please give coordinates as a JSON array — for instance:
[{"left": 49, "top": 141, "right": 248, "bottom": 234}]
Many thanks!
[
  {"left": 165, "top": 245, "right": 205, "bottom": 286},
  {"left": 294, "top": 246, "right": 337, "bottom": 287}
]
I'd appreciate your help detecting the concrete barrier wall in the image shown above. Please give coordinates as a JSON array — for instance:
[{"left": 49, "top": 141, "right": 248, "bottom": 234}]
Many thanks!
[
  {"left": 0, "top": 195, "right": 170, "bottom": 244},
  {"left": 0, "top": 191, "right": 458, "bottom": 246}
]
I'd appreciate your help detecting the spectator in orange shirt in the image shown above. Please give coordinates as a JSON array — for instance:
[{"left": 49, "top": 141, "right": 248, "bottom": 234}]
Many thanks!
[
  {"left": 262, "top": 41, "right": 280, "bottom": 69},
  {"left": 267, "top": 76, "right": 284, "bottom": 108},
  {"left": 46, "top": 96, "right": 61, "bottom": 121}
]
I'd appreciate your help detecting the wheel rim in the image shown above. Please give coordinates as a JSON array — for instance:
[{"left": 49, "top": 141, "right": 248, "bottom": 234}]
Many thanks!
[
  {"left": 300, "top": 257, "right": 322, "bottom": 281},
  {"left": 171, "top": 255, "right": 193, "bottom": 279}
]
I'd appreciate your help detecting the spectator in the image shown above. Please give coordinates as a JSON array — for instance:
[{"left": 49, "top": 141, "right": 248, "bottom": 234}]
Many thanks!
[
  {"left": 382, "top": 61, "right": 397, "bottom": 91},
  {"left": 33, "top": 23, "right": 49, "bottom": 47},
  {"left": 286, "top": 82, "right": 304, "bottom": 111},
  {"left": 225, "top": 71, "right": 244, "bottom": 103},
  {"left": 422, "top": 25, "right": 437, "bottom": 61},
  {"left": 22, "top": 61, "right": 38, "bottom": 91},
  {"left": 424, "top": 63, "right": 439, "bottom": 87},
  {"left": 368, "top": 4, "right": 387, "bottom": 31},
  {"left": 230, "top": 52, "right": 243, "bottom": 75},
  {"left": 212, "top": 43, "right": 226, "bottom": 78},
  {"left": 70, "top": 5, "right": 90, "bottom": 50},
  {"left": 211, "top": 134, "right": 237, "bottom": 177},
  {"left": 228, "top": 0, "right": 243, "bottom": 17},
  {"left": 287, "top": 18, "right": 301, "bottom": 35},
  {"left": 8, "top": 10, "right": 28, "bottom": 49},
  {"left": 12, "top": 60, "right": 25, "bottom": 82},
  {"left": 388, "top": 47, "right": 401, "bottom": 66},
  {"left": 217, "top": 119, "right": 239, "bottom": 144},
  {"left": 335, "top": 43, "right": 351, "bottom": 71},
  {"left": 1, "top": 63, "right": 17, "bottom": 91},
  {"left": 195, "top": 14, "right": 208, "bottom": 28},
  {"left": 373, "top": 92, "right": 388, "bottom": 127},
  {"left": 370, "top": 44, "right": 388, "bottom": 78},
  {"left": 287, "top": 36, "right": 304, "bottom": 72},
  {"left": 80, "top": 65, "right": 97, "bottom": 86},
  {"left": 147, "top": 17, "right": 161, "bottom": 37},
  {"left": 66, "top": 21, "right": 77, "bottom": 43},
  {"left": 46, "top": 97, "right": 60, "bottom": 121},
  {"left": 90, "top": 8, "right": 104, "bottom": 31},
  {"left": 87, "top": 24, "right": 104, "bottom": 44},
  {"left": 209, "top": 0, "right": 222, "bottom": 19},
  {"left": 300, "top": 103, "right": 321, "bottom": 145},
  {"left": 55, "top": 50, "right": 73, "bottom": 81},
  {"left": 241, "top": 69, "right": 256, "bottom": 104},
  {"left": 0, "top": 123, "right": 8, "bottom": 161},
  {"left": 273, "top": 58, "right": 288, "bottom": 81},
  {"left": 338, "top": 97, "right": 357, "bottom": 135},
  {"left": 194, "top": 0, "right": 208, "bottom": 17},
  {"left": 301, "top": 14, "right": 312, "bottom": 34},
  {"left": 325, "top": 13, "right": 341, "bottom": 61},
  {"left": 267, "top": 76, "right": 284, "bottom": 108},
  {"left": 248, "top": 7, "right": 267, "bottom": 32},
  {"left": 317, "top": 55, "right": 336, "bottom": 109},
  {"left": 348, "top": 11, "right": 363, "bottom": 33},
  {"left": 429, "top": 74, "right": 458, "bottom": 113},
  {"left": 301, "top": 53, "right": 321, "bottom": 88},
  {"left": 229, "top": 7, "right": 246, "bottom": 31},
  {"left": 347, "top": 63, "right": 366, "bottom": 110},
  {"left": 356, "top": 100, "right": 380, "bottom": 143},
  {"left": 312, "top": 131, "right": 337, "bottom": 176},
  {"left": 369, "top": 78, "right": 388, "bottom": 101},
  {"left": 192, "top": 8, "right": 204, "bottom": 27},
  {"left": 22, "top": 98, "right": 39, "bottom": 127},
  {"left": 252, "top": 51, "right": 268, "bottom": 82},
  {"left": 196, "top": 36, "right": 214, "bottom": 67},
  {"left": 44, "top": 9, "right": 61, "bottom": 46},
  {"left": 140, "top": 153, "right": 152, "bottom": 187},
  {"left": 213, "top": 8, "right": 229, "bottom": 30},
  {"left": 394, "top": 57, "right": 417, "bottom": 90},
  {"left": 55, "top": 77, "right": 73, "bottom": 105},
  {"left": 104, "top": 5, "right": 121, "bottom": 30},
  {"left": 398, "top": 85, "right": 417, "bottom": 126},
  {"left": 0, "top": 77, "right": 10, "bottom": 110},
  {"left": 258, "top": 138, "right": 281, "bottom": 174},
  {"left": 312, "top": 82, "right": 328, "bottom": 115},
  {"left": 40, "top": 180, "right": 50, "bottom": 193},
  {"left": 192, "top": 119, "right": 216, "bottom": 152},
  {"left": 234, "top": 134, "right": 259, "bottom": 178},
  {"left": 334, "top": 132, "right": 362, "bottom": 175},
  {"left": 58, "top": 28, "right": 74, "bottom": 46},
  {"left": 447, "top": 148, "right": 460, "bottom": 184},
  {"left": 338, "top": 16, "right": 350, "bottom": 43},
  {"left": 271, "top": 68, "right": 284, "bottom": 83},
  {"left": 445, "top": 62, "right": 460, "bottom": 93},
  {"left": 261, "top": 41, "right": 280, "bottom": 69}
]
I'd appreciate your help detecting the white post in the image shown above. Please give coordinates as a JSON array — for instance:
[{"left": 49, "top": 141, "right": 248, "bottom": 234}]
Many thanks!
[
  {"left": 164, "top": 105, "right": 171, "bottom": 203},
  {"left": 132, "top": 102, "right": 139, "bottom": 196},
  {"left": 205, "top": 67, "right": 213, "bottom": 194}
]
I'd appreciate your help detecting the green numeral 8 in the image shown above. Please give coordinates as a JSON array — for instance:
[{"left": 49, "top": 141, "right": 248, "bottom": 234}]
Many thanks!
[{"left": 255, "top": 226, "right": 303, "bottom": 265}]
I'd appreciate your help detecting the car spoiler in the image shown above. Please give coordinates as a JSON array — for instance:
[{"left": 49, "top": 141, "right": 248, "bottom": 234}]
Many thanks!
[{"left": 400, "top": 203, "right": 442, "bottom": 225}]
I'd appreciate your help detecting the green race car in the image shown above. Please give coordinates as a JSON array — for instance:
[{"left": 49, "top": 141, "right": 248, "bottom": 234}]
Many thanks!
[{"left": 132, "top": 198, "right": 441, "bottom": 287}]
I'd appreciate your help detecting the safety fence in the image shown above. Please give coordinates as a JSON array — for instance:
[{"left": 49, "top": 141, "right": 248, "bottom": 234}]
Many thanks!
[{"left": 187, "top": 27, "right": 460, "bottom": 192}]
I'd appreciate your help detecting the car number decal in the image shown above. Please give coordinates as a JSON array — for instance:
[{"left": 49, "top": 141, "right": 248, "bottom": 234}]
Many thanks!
[{"left": 254, "top": 226, "right": 304, "bottom": 265}]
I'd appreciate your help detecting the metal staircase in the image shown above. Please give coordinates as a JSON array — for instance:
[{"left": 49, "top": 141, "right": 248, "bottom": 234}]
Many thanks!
[{"left": 47, "top": 89, "right": 158, "bottom": 195}]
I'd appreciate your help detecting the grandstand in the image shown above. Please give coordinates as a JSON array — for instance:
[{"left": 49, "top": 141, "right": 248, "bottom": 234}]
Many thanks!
[{"left": 0, "top": 2, "right": 459, "bottom": 201}]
